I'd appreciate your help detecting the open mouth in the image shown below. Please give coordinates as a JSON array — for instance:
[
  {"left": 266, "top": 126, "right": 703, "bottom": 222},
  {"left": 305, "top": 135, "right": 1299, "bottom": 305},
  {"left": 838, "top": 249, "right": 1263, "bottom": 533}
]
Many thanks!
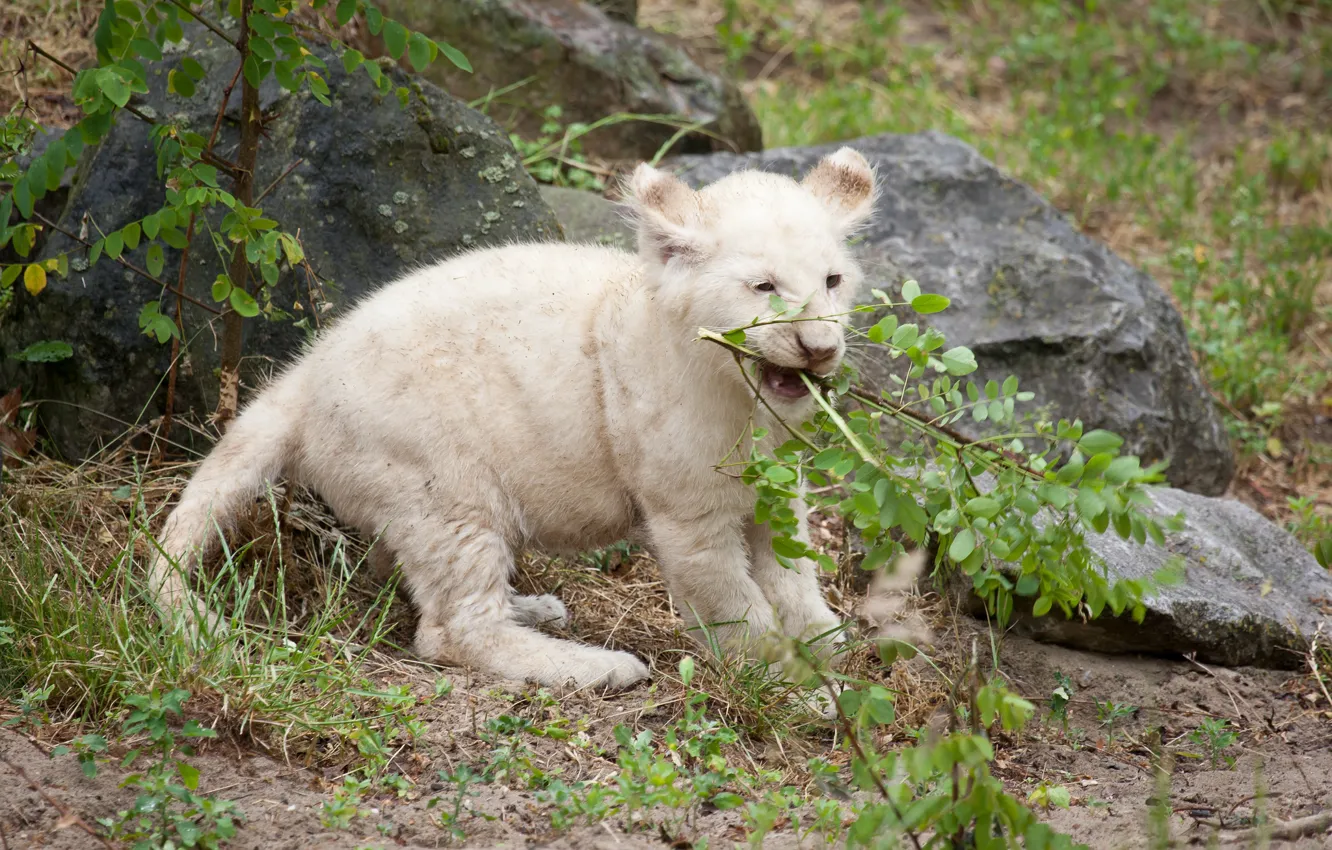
[{"left": 759, "top": 364, "right": 813, "bottom": 400}]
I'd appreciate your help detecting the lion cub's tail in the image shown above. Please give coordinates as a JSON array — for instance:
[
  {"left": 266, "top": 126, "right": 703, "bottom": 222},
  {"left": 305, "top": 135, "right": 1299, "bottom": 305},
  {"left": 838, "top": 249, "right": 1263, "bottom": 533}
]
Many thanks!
[{"left": 145, "top": 375, "right": 300, "bottom": 637}]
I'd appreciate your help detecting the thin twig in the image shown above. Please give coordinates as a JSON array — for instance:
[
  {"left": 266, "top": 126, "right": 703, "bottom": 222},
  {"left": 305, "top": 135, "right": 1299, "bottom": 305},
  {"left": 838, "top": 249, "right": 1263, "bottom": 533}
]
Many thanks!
[
  {"left": 1220, "top": 810, "right": 1332, "bottom": 844},
  {"left": 161, "top": 210, "right": 200, "bottom": 439},
  {"left": 33, "top": 212, "right": 223, "bottom": 316},
  {"left": 0, "top": 752, "right": 116, "bottom": 849},
  {"left": 207, "top": 63, "right": 244, "bottom": 150},
  {"left": 255, "top": 158, "right": 305, "bottom": 204},
  {"left": 162, "top": 0, "right": 240, "bottom": 50}
]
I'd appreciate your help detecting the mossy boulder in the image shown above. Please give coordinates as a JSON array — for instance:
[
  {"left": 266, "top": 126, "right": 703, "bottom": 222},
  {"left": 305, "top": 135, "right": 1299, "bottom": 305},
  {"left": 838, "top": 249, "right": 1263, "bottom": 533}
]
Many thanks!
[
  {"left": 379, "top": 0, "right": 762, "bottom": 161},
  {"left": 0, "top": 29, "right": 560, "bottom": 460}
]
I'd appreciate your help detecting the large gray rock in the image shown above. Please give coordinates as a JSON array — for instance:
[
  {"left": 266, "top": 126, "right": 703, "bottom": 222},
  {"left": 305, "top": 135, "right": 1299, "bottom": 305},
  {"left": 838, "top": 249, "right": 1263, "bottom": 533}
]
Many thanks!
[
  {"left": 539, "top": 185, "right": 634, "bottom": 250},
  {"left": 380, "top": 0, "right": 762, "bottom": 162},
  {"left": 0, "top": 29, "right": 561, "bottom": 460},
  {"left": 990, "top": 487, "right": 1332, "bottom": 669},
  {"left": 667, "top": 133, "right": 1234, "bottom": 496}
]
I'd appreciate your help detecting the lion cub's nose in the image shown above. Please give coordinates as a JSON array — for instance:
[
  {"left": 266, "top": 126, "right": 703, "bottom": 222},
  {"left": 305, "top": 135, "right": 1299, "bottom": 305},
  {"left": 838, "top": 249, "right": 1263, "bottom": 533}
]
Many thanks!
[{"left": 798, "top": 337, "right": 840, "bottom": 373}]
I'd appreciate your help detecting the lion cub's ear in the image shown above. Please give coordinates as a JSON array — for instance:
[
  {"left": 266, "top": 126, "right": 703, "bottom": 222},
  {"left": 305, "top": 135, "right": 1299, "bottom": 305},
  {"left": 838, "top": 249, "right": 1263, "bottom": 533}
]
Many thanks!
[
  {"left": 623, "top": 163, "right": 708, "bottom": 268},
  {"left": 802, "top": 147, "right": 877, "bottom": 234}
]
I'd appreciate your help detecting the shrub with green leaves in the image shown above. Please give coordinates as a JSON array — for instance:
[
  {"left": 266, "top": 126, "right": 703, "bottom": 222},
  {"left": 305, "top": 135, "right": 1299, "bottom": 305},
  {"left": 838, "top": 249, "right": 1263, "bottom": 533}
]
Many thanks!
[
  {"left": 2, "top": 0, "right": 469, "bottom": 422},
  {"left": 100, "top": 689, "right": 243, "bottom": 850},
  {"left": 706, "top": 280, "right": 1183, "bottom": 634}
]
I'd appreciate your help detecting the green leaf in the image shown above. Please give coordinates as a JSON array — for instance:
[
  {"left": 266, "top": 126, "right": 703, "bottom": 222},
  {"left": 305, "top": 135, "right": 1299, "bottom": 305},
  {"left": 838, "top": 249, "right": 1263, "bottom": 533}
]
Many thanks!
[
  {"left": 1103, "top": 456, "right": 1142, "bottom": 484},
  {"left": 768, "top": 293, "right": 789, "bottom": 315},
  {"left": 341, "top": 48, "right": 364, "bottom": 74},
  {"left": 407, "top": 31, "right": 434, "bottom": 72},
  {"left": 14, "top": 179, "right": 34, "bottom": 218},
  {"left": 130, "top": 37, "right": 162, "bottom": 61},
  {"left": 177, "top": 760, "right": 200, "bottom": 790},
  {"left": 1, "top": 265, "right": 22, "bottom": 288},
  {"left": 9, "top": 340, "right": 73, "bottom": 362},
  {"left": 1056, "top": 455, "right": 1085, "bottom": 484},
  {"left": 948, "top": 528, "right": 976, "bottom": 562},
  {"left": 122, "top": 222, "right": 141, "bottom": 251},
  {"left": 1078, "top": 429, "right": 1124, "bottom": 456},
  {"left": 146, "top": 243, "right": 165, "bottom": 277},
  {"left": 159, "top": 227, "right": 188, "bottom": 249},
  {"left": 812, "top": 447, "right": 844, "bottom": 471},
  {"left": 382, "top": 20, "right": 408, "bottom": 58},
  {"left": 964, "top": 496, "right": 1001, "bottom": 519},
  {"left": 211, "top": 274, "right": 233, "bottom": 302},
  {"left": 1032, "top": 595, "right": 1053, "bottom": 617},
  {"left": 890, "top": 323, "right": 918, "bottom": 349},
  {"left": 180, "top": 56, "right": 206, "bottom": 80},
  {"left": 335, "top": 0, "right": 357, "bottom": 26},
  {"left": 1075, "top": 487, "right": 1106, "bottom": 520},
  {"left": 105, "top": 230, "right": 124, "bottom": 259},
  {"left": 243, "top": 54, "right": 263, "bottom": 88},
  {"left": 866, "top": 314, "right": 897, "bottom": 344},
  {"left": 1314, "top": 537, "right": 1332, "bottom": 569},
  {"left": 901, "top": 279, "right": 921, "bottom": 302},
  {"left": 711, "top": 792, "right": 743, "bottom": 810},
  {"left": 910, "top": 293, "right": 950, "bottom": 314},
  {"left": 436, "top": 39, "right": 471, "bottom": 72},
  {"left": 99, "top": 69, "right": 131, "bottom": 108},
  {"left": 678, "top": 656, "right": 695, "bottom": 687},
  {"left": 137, "top": 301, "right": 178, "bottom": 343},
  {"left": 763, "top": 465, "right": 797, "bottom": 483},
  {"left": 142, "top": 212, "right": 160, "bottom": 239},
  {"left": 365, "top": 6, "right": 383, "bottom": 34},
  {"left": 229, "top": 287, "right": 260, "bottom": 317}
]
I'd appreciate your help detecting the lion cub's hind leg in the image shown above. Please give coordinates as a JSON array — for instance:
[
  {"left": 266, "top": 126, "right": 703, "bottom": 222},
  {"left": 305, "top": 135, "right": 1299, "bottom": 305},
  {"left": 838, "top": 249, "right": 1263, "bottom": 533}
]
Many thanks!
[
  {"left": 390, "top": 514, "right": 646, "bottom": 692},
  {"left": 365, "top": 539, "right": 568, "bottom": 629}
]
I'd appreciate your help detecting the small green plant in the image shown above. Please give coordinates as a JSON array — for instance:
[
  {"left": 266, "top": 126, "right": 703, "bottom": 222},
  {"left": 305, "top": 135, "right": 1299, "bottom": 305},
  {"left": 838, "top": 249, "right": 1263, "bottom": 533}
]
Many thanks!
[
  {"left": 1027, "top": 781, "right": 1072, "bottom": 810},
  {"left": 580, "top": 539, "right": 638, "bottom": 571},
  {"left": 1096, "top": 700, "right": 1137, "bottom": 745},
  {"left": 427, "top": 764, "right": 488, "bottom": 842},
  {"left": 1048, "top": 671, "right": 1075, "bottom": 733},
  {"left": 52, "top": 732, "right": 109, "bottom": 779},
  {"left": 3, "top": 683, "right": 54, "bottom": 733},
  {"left": 509, "top": 105, "right": 605, "bottom": 191},
  {"left": 1187, "top": 717, "right": 1238, "bottom": 769},
  {"left": 479, "top": 713, "right": 550, "bottom": 789},
  {"left": 101, "top": 689, "right": 242, "bottom": 850},
  {"left": 320, "top": 776, "right": 371, "bottom": 830}
]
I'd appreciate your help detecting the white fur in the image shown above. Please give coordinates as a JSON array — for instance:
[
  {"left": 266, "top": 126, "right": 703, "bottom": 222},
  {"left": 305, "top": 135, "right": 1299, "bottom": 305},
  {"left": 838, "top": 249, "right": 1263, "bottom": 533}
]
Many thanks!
[{"left": 147, "top": 148, "right": 878, "bottom": 692}]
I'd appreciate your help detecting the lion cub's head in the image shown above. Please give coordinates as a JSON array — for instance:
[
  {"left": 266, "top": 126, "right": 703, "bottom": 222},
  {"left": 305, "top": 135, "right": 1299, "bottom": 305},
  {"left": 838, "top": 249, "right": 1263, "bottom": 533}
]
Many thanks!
[{"left": 625, "top": 148, "right": 877, "bottom": 404}]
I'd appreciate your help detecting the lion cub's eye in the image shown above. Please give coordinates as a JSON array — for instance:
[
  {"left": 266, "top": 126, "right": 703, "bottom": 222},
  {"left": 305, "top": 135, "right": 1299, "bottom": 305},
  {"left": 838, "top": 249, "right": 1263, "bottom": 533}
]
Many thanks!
[
  {"left": 754, "top": 279, "right": 776, "bottom": 293},
  {"left": 826, "top": 273, "right": 843, "bottom": 289}
]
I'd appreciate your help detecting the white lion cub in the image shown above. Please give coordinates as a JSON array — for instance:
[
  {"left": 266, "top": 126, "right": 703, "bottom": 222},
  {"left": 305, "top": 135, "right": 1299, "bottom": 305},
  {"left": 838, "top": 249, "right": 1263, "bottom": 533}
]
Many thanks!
[{"left": 148, "top": 147, "right": 877, "bottom": 691}]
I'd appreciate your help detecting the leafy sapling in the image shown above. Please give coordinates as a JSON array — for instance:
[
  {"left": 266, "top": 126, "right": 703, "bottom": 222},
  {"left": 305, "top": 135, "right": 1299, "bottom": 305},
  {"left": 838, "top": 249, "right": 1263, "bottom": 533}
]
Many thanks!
[
  {"left": 101, "top": 689, "right": 242, "bottom": 850},
  {"left": 1096, "top": 700, "right": 1137, "bottom": 746},
  {"left": 1048, "top": 670, "right": 1075, "bottom": 734},
  {"left": 1188, "top": 717, "right": 1238, "bottom": 768}
]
